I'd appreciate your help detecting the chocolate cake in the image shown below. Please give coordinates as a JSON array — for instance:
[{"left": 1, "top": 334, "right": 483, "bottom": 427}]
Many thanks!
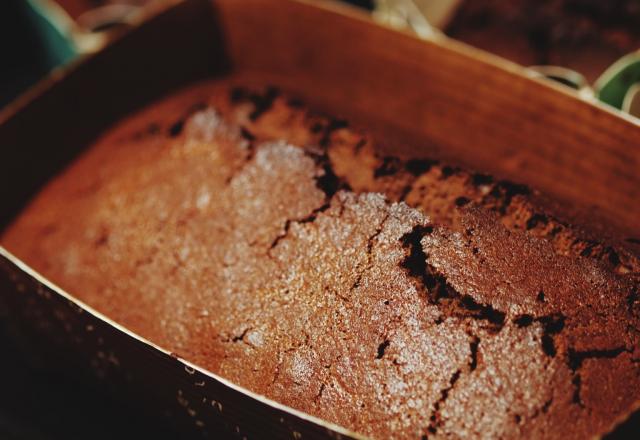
[{"left": 2, "top": 83, "right": 639, "bottom": 439}]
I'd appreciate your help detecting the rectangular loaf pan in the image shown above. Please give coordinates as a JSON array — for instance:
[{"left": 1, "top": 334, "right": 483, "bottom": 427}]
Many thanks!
[{"left": 1, "top": 0, "right": 639, "bottom": 438}]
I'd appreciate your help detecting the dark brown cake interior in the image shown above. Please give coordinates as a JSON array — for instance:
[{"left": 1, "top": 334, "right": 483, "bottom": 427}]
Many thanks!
[{"left": 2, "top": 83, "right": 639, "bottom": 439}]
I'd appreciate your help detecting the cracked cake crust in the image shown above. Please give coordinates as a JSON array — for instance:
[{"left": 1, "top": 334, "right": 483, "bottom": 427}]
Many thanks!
[{"left": 2, "top": 83, "right": 639, "bottom": 439}]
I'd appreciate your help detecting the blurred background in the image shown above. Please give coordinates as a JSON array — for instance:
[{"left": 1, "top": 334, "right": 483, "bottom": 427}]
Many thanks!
[
  {"left": 1, "top": 1, "right": 639, "bottom": 439},
  {"left": 4, "top": 0, "right": 640, "bottom": 111}
]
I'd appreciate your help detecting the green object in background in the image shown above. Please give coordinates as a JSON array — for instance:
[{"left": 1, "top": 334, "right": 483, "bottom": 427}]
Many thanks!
[
  {"left": 0, "top": 0, "right": 79, "bottom": 107},
  {"left": 23, "top": 0, "right": 79, "bottom": 69},
  {"left": 1, "top": 0, "right": 133, "bottom": 108},
  {"left": 595, "top": 51, "right": 640, "bottom": 112}
]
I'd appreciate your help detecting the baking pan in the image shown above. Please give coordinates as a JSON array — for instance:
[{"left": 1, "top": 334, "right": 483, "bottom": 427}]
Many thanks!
[{"left": 0, "top": 0, "right": 639, "bottom": 438}]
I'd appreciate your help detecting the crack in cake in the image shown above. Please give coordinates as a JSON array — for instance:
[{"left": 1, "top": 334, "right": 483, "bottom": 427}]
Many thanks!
[{"left": 2, "top": 83, "right": 639, "bottom": 439}]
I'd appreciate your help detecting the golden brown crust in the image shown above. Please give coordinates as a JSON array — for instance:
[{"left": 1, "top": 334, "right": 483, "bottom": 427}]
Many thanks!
[{"left": 2, "top": 82, "right": 639, "bottom": 439}]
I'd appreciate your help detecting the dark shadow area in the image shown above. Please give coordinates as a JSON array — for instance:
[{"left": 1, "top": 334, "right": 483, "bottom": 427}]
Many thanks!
[{"left": 0, "top": 321, "right": 178, "bottom": 440}]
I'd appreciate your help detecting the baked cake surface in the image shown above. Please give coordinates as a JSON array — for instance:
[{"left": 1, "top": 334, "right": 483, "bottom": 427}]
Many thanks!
[{"left": 2, "top": 82, "right": 640, "bottom": 439}]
